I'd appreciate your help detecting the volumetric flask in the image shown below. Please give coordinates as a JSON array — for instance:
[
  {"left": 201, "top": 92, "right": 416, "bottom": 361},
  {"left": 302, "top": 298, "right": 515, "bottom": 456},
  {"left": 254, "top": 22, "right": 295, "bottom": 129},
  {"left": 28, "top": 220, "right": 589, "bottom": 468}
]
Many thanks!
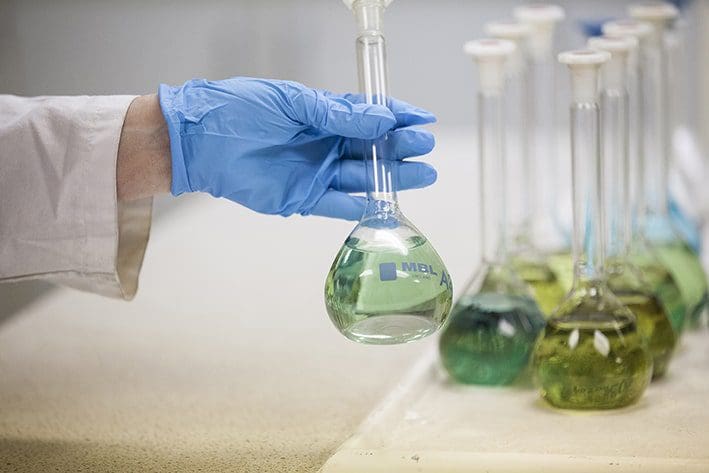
[{"left": 325, "top": 0, "right": 453, "bottom": 345}]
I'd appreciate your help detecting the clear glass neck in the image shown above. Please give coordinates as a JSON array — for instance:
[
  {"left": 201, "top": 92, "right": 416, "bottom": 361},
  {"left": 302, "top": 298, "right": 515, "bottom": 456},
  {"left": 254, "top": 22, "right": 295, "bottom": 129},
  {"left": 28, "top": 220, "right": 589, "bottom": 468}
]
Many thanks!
[
  {"left": 505, "top": 45, "right": 532, "bottom": 247},
  {"left": 570, "top": 100, "right": 605, "bottom": 285},
  {"left": 528, "top": 52, "right": 563, "bottom": 248},
  {"left": 602, "top": 84, "right": 631, "bottom": 264},
  {"left": 478, "top": 90, "right": 507, "bottom": 266},
  {"left": 354, "top": 3, "right": 398, "bottom": 220},
  {"left": 640, "top": 36, "right": 670, "bottom": 219},
  {"left": 628, "top": 44, "right": 646, "bottom": 238}
]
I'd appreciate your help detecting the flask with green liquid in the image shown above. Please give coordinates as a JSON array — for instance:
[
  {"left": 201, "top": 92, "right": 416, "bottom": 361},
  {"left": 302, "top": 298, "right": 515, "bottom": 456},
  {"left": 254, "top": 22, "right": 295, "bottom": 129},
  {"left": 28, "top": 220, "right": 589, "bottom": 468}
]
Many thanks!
[
  {"left": 325, "top": 0, "right": 453, "bottom": 344},
  {"left": 533, "top": 49, "right": 652, "bottom": 410},
  {"left": 628, "top": 2, "right": 708, "bottom": 325},
  {"left": 439, "top": 39, "right": 545, "bottom": 386},
  {"left": 508, "top": 4, "right": 569, "bottom": 316},
  {"left": 589, "top": 35, "right": 678, "bottom": 379}
]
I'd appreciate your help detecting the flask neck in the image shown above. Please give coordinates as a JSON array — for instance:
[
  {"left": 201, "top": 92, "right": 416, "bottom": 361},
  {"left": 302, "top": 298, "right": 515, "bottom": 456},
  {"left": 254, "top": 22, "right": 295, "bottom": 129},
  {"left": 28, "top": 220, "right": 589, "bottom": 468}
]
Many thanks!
[
  {"left": 602, "top": 87, "right": 632, "bottom": 263},
  {"left": 640, "top": 36, "right": 670, "bottom": 220},
  {"left": 353, "top": 3, "right": 399, "bottom": 218},
  {"left": 505, "top": 50, "right": 532, "bottom": 245},
  {"left": 570, "top": 100, "right": 606, "bottom": 285},
  {"left": 629, "top": 44, "right": 647, "bottom": 239},
  {"left": 527, "top": 54, "right": 559, "bottom": 241},
  {"left": 478, "top": 90, "right": 507, "bottom": 265}
]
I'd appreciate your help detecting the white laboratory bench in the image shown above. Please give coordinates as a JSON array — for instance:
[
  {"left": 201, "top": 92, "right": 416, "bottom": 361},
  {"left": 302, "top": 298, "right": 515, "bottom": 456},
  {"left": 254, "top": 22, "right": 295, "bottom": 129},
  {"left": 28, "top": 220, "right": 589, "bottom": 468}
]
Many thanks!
[
  {"left": 0, "top": 129, "right": 706, "bottom": 472},
  {"left": 320, "top": 330, "right": 709, "bottom": 473}
]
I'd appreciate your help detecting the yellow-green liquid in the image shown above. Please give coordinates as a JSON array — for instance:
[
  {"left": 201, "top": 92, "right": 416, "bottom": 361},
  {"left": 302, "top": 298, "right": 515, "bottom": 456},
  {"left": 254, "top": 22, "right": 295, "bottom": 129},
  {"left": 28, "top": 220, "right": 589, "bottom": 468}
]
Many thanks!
[
  {"left": 609, "top": 284, "right": 676, "bottom": 379},
  {"left": 512, "top": 258, "right": 567, "bottom": 317},
  {"left": 633, "top": 255, "right": 688, "bottom": 335},
  {"left": 547, "top": 252, "right": 575, "bottom": 294},
  {"left": 533, "top": 293, "right": 652, "bottom": 409},
  {"left": 547, "top": 251, "right": 687, "bottom": 332}
]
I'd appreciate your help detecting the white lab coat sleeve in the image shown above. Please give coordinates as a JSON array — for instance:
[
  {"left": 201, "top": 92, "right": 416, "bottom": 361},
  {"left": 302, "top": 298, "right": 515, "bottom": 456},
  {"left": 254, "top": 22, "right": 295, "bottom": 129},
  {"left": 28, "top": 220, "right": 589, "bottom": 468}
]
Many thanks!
[{"left": 0, "top": 94, "right": 153, "bottom": 300}]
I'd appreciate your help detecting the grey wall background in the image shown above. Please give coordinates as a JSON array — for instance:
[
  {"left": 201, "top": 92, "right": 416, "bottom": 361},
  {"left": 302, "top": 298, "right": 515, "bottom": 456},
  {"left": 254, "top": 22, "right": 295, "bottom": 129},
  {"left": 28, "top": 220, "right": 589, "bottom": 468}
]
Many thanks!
[
  {"left": 1, "top": 0, "right": 682, "bottom": 127},
  {"left": 1, "top": 0, "right": 707, "bottom": 318}
]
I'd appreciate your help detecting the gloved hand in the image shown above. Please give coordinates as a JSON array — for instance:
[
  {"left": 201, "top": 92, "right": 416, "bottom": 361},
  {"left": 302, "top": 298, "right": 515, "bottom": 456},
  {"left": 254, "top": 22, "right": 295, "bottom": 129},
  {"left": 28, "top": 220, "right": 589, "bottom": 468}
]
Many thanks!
[{"left": 159, "top": 77, "right": 437, "bottom": 220}]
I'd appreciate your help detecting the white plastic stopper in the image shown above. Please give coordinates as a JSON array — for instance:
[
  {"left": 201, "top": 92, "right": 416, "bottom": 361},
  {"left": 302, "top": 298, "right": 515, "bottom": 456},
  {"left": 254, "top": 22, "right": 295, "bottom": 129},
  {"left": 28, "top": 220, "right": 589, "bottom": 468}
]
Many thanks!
[
  {"left": 602, "top": 19, "right": 653, "bottom": 40},
  {"left": 464, "top": 39, "right": 516, "bottom": 94},
  {"left": 558, "top": 49, "right": 611, "bottom": 103},
  {"left": 485, "top": 20, "right": 530, "bottom": 75},
  {"left": 485, "top": 20, "right": 531, "bottom": 40},
  {"left": 588, "top": 36, "right": 635, "bottom": 90},
  {"left": 345, "top": 0, "right": 392, "bottom": 33},
  {"left": 342, "top": 0, "right": 393, "bottom": 10},
  {"left": 628, "top": 2, "right": 679, "bottom": 22},
  {"left": 513, "top": 4, "right": 565, "bottom": 60},
  {"left": 602, "top": 19, "right": 652, "bottom": 71},
  {"left": 628, "top": 2, "right": 678, "bottom": 44}
]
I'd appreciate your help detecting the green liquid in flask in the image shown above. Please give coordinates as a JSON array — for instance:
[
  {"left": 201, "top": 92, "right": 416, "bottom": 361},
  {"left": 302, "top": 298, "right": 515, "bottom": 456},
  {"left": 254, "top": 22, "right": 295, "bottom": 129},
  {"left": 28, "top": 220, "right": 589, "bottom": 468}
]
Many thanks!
[
  {"left": 550, "top": 253, "right": 682, "bottom": 378},
  {"left": 632, "top": 252, "right": 688, "bottom": 335},
  {"left": 512, "top": 257, "right": 566, "bottom": 317},
  {"left": 547, "top": 251, "right": 575, "bottom": 294},
  {"left": 656, "top": 242, "right": 708, "bottom": 324},
  {"left": 439, "top": 291, "right": 545, "bottom": 386},
  {"left": 607, "top": 269, "right": 677, "bottom": 379},
  {"left": 536, "top": 48, "right": 654, "bottom": 410},
  {"left": 325, "top": 234, "right": 452, "bottom": 345},
  {"left": 533, "top": 293, "right": 653, "bottom": 409}
]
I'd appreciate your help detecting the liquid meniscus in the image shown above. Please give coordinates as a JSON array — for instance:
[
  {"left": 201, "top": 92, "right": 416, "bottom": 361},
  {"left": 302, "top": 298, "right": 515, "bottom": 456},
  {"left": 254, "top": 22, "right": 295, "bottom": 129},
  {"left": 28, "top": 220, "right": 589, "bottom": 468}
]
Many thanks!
[
  {"left": 439, "top": 292, "right": 545, "bottom": 385},
  {"left": 325, "top": 235, "right": 452, "bottom": 345}
]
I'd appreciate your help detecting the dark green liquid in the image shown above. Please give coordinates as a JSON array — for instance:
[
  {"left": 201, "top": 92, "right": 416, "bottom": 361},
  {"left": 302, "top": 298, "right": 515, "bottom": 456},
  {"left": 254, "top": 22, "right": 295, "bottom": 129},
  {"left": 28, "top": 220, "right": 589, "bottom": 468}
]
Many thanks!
[{"left": 439, "top": 293, "right": 545, "bottom": 385}]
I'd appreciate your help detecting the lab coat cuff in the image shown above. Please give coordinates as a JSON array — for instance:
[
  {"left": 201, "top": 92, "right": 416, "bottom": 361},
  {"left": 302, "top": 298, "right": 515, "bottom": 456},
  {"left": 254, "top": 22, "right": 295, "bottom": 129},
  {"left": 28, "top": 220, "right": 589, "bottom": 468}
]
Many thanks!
[
  {"left": 0, "top": 95, "right": 152, "bottom": 300},
  {"left": 54, "top": 95, "right": 152, "bottom": 300}
]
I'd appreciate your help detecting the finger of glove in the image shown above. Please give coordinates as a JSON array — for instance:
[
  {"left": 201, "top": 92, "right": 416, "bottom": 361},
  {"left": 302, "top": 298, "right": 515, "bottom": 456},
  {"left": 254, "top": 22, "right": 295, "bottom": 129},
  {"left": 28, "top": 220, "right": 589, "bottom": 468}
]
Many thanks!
[
  {"left": 308, "top": 191, "right": 366, "bottom": 221},
  {"left": 323, "top": 91, "right": 437, "bottom": 127},
  {"left": 335, "top": 160, "right": 437, "bottom": 193},
  {"left": 344, "top": 127, "right": 435, "bottom": 161},
  {"left": 292, "top": 88, "right": 396, "bottom": 139}
]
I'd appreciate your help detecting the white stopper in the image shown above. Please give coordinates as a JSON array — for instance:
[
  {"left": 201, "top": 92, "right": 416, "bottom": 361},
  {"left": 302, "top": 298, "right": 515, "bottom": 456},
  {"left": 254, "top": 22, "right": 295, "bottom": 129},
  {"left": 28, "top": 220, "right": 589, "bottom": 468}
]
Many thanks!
[
  {"left": 342, "top": 0, "right": 393, "bottom": 10},
  {"left": 558, "top": 50, "right": 611, "bottom": 103},
  {"left": 464, "top": 39, "right": 516, "bottom": 94},
  {"left": 588, "top": 36, "right": 635, "bottom": 90},
  {"left": 485, "top": 20, "right": 530, "bottom": 76},
  {"left": 628, "top": 2, "right": 679, "bottom": 22},
  {"left": 602, "top": 19, "right": 653, "bottom": 40},
  {"left": 513, "top": 4, "right": 565, "bottom": 60},
  {"left": 602, "top": 19, "right": 652, "bottom": 72},
  {"left": 485, "top": 20, "right": 531, "bottom": 40},
  {"left": 628, "top": 2, "right": 678, "bottom": 44}
]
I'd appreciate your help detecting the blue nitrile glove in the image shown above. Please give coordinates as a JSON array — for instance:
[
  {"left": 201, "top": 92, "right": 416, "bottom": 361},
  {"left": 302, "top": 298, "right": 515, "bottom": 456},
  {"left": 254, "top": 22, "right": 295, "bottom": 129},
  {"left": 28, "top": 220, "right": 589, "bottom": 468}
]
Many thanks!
[
  {"left": 578, "top": 18, "right": 615, "bottom": 38},
  {"left": 158, "top": 77, "right": 437, "bottom": 221}
]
